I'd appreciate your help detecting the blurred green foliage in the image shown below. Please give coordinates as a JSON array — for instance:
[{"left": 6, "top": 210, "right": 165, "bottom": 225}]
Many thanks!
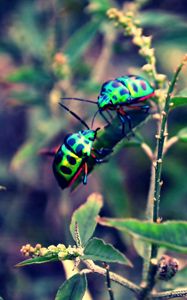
[{"left": 0, "top": 0, "right": 187, "bottom": 299}]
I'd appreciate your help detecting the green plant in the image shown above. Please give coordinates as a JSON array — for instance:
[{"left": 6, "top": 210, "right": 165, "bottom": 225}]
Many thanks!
[{"left": 15, "top": 2, "right": 187, "bottom": 300}]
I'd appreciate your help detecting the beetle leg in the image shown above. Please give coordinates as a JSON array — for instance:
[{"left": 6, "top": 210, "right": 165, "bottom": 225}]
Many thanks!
[
  {"left": 39, "top": 147, "right": 59, "bottom": 156},
  {"left": 117, "top": 112, "right": 126, "bottom": 135},
  {"left": 116, "top": 107, "right": 133, "bottom": 136},
  {"left": 127, "top": 103, "right": 150, "bottom": 113},
  {"left": 140, "top": 104, "right": 150, "bottom": 113},
  {"left": 83, "top": 162, "right": 88, "bottom": 185},
  {"left": 106, "top": 110, "right": 113, "bottom": 121},
  {"left": 68, "top": 166, "right": 84, "bottom": 187},
  {"left": 95, "top": 158, "right": 108, "bottom": 164},
  {"left": 99, "top": 110, "right": 111, "bottom": 125},
  {"left": 92, "top": 147, "right": 113, "bottom": 157}
]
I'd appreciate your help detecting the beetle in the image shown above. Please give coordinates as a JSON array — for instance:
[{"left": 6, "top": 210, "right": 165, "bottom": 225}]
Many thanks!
[
  {"left": 52, "top": 103, "right": 110, "bottom": 189},
  {"left": 61, "top": 75, "right": 154, "bottom": 135}
]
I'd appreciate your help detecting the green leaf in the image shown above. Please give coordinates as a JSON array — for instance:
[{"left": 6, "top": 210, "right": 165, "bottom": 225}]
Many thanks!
[
  {"left": 98, "top": 218, "right": 187, "bottom": 253},
  {"left": 132, "top": 238, "right": 148, "bottom": 259},
  {"left": 11, "top": 140, "right": 38, "bottom": 172},
  {"left": 10, "top": 2, "right": 49, "bottom": 59},
  {"left": 83, "top": 238, "right": 132, "bottom": 266},
  {"left": 171, "top": 88, "right": 187, "bottom": 108},
  {"left": 70, "top": 193, "right": 103, "bottom": 246},
  {"left": 10, "top": 89, "right": 42, "bottom": 105},
  {"left": 177, "top": 127, "right": 187, "bottom": 142},
  {"left": 98, "top": 159, "right": 131, "bottom": 218},
  {"left": 88, "top": 0, "right": 113, "bottom": 15},
  {"left": 16, "top": 254, "right": 59, "bottom": 267},
  {"left": 6, "top": 66, "right": 51, "bottom": 87},
  {"left": 55, "top": 274, "right": 87, "bottom": 300},
  {"left": 64, "top": 19, "right": 102, "bottom": 64},
  {"left": 171, "top": 97, "right": 187, "bottom": 108},
  {"left": 140, "top": 11, "right": 187, "bottom": 30}
]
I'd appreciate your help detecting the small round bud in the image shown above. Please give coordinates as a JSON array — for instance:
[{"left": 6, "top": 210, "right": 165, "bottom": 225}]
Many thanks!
[
  {"left": 48, "top": 245, "right": 57, "bottom": 252},
  {"left": 142, "top": 64, "right": 153, "bottom": 73},
  {"left": 54, "top": 53, "right": 68, "bottom": 65},
  {"left": 57, "top": 244, "right": 66, "bottom": 251},
  {"left": 25, "top": 244, "right": 31, "bottom": 251},
  {"left": 39, "top": 247, "right": 48, "bottom": 256},
  {"left": 58, "top": 251, "right": 68, "bottom": 260},
  {"left": 157, "top": 255, "right": 179, "bottom": 281},
  {"left": 142, "top": 35, "right": 152, "bottom": 47},
  {"left": 35, "top": 243, "right": 42, "bottom": 250},
  {"left": 182, "top": 53, "right": 187, "bottom": 64},
  {"left": 155, "top": 74, "right": 167, "bottom": 83},
  {"left": 132, "top": 36, "right": 143, "bottom": 46}
]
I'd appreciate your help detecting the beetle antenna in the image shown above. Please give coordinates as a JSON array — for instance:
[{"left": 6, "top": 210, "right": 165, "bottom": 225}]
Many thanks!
[
  {"left": 61, "top": 97, "right": 97, "bottom": 105},
  {"left": 59, "top": 103, "right": 90, "bottom": 130},
  {"left": 91, "top": 109, "right": 100, "bottom": 129}
]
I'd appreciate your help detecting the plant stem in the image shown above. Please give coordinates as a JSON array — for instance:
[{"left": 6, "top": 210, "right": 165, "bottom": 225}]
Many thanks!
[
  {"left": 153, "top": 61, "right": 185, "bottom": 222},
  {"left": 151, "top": 289, "right": 187, "bottom": 299},
  {"left": 140, "top": 59, "right": 186, "bottom": 299},
  {"left": 104, "top": 263, "right": 115, "bottom": 300},
  {"left": 83, "top": 260, "right": 141, "bottom": 295}
]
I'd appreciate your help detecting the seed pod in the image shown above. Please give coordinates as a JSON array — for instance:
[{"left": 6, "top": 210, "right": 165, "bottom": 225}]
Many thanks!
[{"left": 157, "top": 255, "right": 179, "bottom": 281}]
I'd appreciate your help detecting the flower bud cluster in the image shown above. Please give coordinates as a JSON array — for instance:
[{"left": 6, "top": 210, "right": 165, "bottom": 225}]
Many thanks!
[
  {"left": 52, "top": 52, "right": 71, "bottom": 79},
  {"left": 107, "top": 7, "right": 167, "bottom": 92},
  {"left": 20, "top": 243, "right": 84, "bottom": 261}
]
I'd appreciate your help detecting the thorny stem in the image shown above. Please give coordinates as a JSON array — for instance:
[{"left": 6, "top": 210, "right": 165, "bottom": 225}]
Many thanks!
[
  {"left": 81, "top": 261, "right": 187, "bottom": 300},
  {"left": 139, "top": 58, "right": 187, "bottom": 299},
  {"left": 83, "top": 260, "right": 141, "bottom": 295},
  {"left": 153, "top": 61, "right": 185, "bottom": 223}
]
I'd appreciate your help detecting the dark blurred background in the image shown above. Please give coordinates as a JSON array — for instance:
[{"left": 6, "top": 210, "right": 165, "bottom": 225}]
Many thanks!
[{"left": 0, "top": 0, "right": 187, "bottom": 299}]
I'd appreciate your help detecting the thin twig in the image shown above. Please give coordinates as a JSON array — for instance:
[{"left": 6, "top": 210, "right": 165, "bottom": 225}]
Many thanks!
[
  {"left": 103, "top": 263, "right": 115, "bottom": 300},
  {"left": 141, "top": 143, "right": 154, "bottom": 161},
  {"left": 83, "top": 260, "right": 141, "bottom": 295},
  {"left": 151, "top": 288, "right": 187, "bottom": 299},
  {"left": 163, "top": 136, "right": 179, "bottom": 155}
]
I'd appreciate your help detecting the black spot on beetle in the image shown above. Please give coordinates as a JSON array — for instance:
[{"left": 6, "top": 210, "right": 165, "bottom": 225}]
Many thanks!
[
  {"left": 60, "top": 166, "right": 72, "bottom": 175},
  {"left": 132, "top": 83, "right": 138, "bottom": 92},
  {"left": 140, "top": 81, "right": 147, "bottom": 90},
  {"left": 112, "top": 81, "right": 120, "bottom": 88},
  {"left": 76, "top": 144, "right": 84, "bottom": 156},
  {"left": 54, "top": 151, "right": 63, "bottom": 165},
  {"left": 120, "top": 88, "right": 128, "bottom": 96},
  {"left": 68, "top": 138, "right": 76, "bottom": 146},
  {"left": 112, "top": 95, "right": 118, "bottom": 100},
  {"left": 66, "top": 155, "right": 76, "bottom": 165}
]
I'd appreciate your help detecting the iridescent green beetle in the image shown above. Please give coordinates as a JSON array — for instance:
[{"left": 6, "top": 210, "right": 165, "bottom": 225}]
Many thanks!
[
  {"left": 95, "top": 75, "right": 154, "bottom": 133},
  {"left": 62, "top": 75, "right": 154, "bottom": 134},
  {"left": 53, "top": 104, "right": 110, "bottom": 189}
]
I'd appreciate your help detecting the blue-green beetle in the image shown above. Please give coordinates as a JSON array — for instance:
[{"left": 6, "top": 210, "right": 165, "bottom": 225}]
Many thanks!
[
  {"left": 61, "top": 75, "right": 154, "bottom": 134},
  {"left": 52, "top": 104, "right": 110, "bottom": 189}
]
